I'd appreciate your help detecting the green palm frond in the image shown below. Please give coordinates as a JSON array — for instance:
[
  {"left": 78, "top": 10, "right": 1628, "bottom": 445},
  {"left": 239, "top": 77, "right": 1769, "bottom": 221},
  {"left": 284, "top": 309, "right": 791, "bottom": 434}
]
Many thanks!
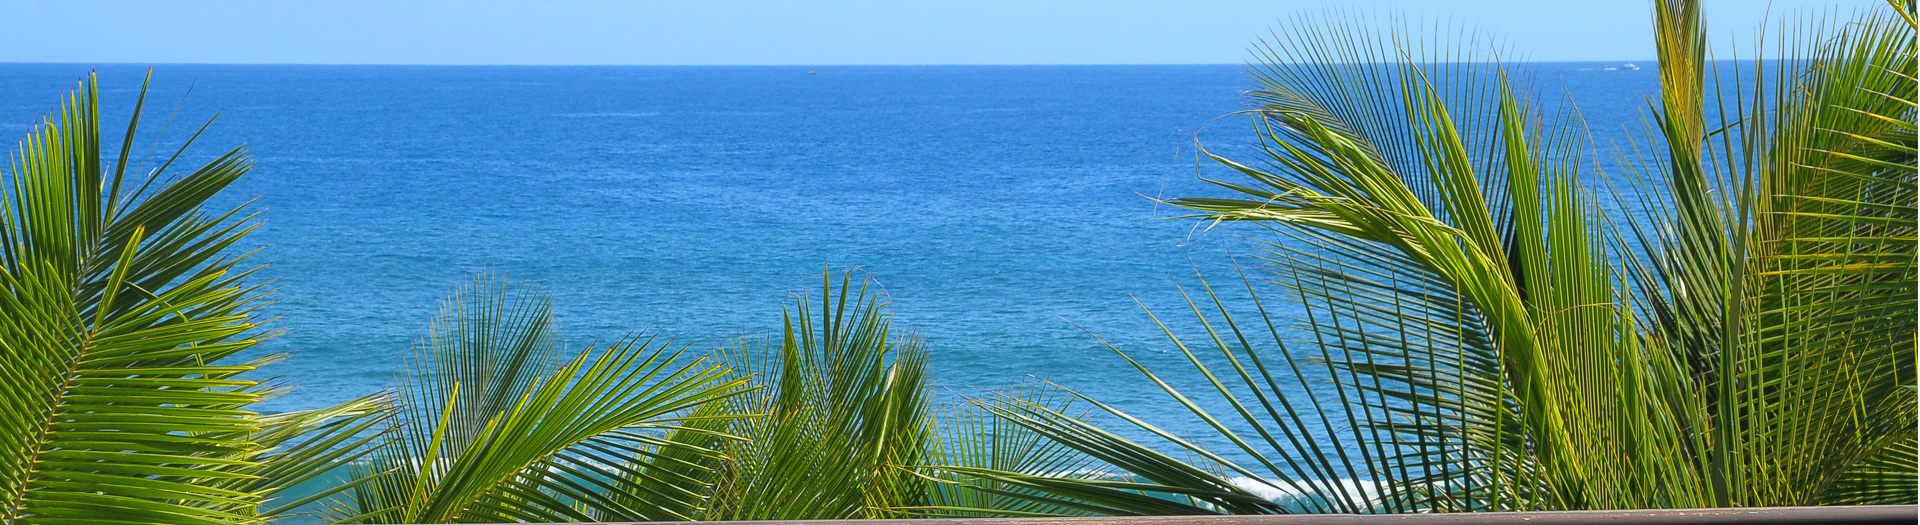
[
  {"left": 0, "top": 72, "right": 318, "bottom": 524},
  {"left": 974, "top": 12, "right": 1609, "bottom": 512},
  {"left": 632, "top": 268, "right": 937, "bottom": 522},
  {"left": 913, "top": 383, "right": 1106, "bottom": 518},
  {"left": 334, "top": 275, "right": 753, "bottom": 523},
  {"left": 934, "top": 261, "right": 1432, "bottom": 515},
  {"left": 1707, "top": 2, "right": 1915, "bottom": 505},
  {"left": 244, "top": 392, "right": 395, "bottom": 519},
  {"left": 963, "top": 0, "right": 1914, "bottom": 514}
]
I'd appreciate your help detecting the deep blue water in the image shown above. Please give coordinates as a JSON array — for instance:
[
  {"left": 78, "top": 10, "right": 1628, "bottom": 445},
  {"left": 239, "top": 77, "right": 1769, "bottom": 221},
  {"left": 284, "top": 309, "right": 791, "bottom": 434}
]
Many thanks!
[{"left": 0, "top": 63, "right": 1660, "bottom": 464}]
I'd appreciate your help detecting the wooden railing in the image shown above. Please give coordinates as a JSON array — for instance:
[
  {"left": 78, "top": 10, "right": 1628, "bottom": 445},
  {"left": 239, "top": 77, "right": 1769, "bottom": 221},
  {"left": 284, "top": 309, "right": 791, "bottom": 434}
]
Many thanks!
[{"left": 470, "top": 506, "right": 1919, "bottom": 525}]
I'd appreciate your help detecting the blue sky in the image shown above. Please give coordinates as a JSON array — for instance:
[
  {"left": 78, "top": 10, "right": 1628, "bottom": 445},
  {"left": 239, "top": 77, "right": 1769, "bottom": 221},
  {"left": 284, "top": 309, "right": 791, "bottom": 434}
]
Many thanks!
[{"left": 1, "top": 0, "right": 1887, "bottom": 65}]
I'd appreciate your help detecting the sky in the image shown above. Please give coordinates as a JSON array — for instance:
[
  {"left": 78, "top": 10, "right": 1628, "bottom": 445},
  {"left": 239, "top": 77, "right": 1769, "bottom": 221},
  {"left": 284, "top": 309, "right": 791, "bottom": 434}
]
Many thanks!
[{"left": 0, "top": 0, "right": 1890, "bottom": 65}]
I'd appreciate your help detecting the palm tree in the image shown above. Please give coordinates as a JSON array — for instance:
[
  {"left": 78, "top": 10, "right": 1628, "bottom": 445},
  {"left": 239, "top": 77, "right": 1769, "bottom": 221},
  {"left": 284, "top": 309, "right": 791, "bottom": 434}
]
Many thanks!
[
  {"left": 0, "top": 74, "right": 389, "bottom": 524},
  {"left": 947, "top": 0, "right": 1915, "bottom": 513},
  {"left": 330, "top": 275, "right": 753, "bottom": 523}
]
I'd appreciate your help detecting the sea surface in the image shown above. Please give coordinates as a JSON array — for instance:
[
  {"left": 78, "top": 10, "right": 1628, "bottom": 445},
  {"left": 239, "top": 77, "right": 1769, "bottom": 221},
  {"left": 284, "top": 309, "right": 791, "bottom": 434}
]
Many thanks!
[{"left": 0, "top": 63, "right": 1660, "bottom": 467}]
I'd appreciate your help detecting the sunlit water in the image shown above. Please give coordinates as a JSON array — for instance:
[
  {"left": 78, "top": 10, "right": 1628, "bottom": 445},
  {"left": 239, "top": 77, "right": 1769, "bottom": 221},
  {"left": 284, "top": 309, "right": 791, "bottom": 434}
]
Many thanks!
[{"left": 0, "top": 63, "right": 1660, "bottom": 473}]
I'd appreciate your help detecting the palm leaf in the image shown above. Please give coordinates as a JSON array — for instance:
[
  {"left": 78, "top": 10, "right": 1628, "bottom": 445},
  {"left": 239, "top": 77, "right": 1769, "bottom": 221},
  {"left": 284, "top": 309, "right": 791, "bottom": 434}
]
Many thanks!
[
  {"left": 333, "top": 275, "right": 753, "bottom": 523},
  {"left": 912, "top": 382, "right": 1107, "bottom": 518},
  {"left": 0, "top": 72, "right": 287, "bottom": 524},
  {"left": 638, "top": 268, "right": 937, "bottom": 522}
]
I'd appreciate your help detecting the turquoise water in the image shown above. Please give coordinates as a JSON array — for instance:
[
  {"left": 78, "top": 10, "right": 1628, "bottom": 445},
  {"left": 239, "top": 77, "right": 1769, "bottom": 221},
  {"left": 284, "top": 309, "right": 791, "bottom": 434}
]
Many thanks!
[{"left": 0, "top": 64, "right": 1659, "bottom": 462}]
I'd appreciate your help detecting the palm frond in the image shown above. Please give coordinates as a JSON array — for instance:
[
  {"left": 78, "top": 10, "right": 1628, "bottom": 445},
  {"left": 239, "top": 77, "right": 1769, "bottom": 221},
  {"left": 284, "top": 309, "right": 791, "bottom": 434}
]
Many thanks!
[
  {"left": 656, "top": 267, "right": 937, "bottom": 522},
  {"left": 913, "top": 382, "right": 1107, "bottom": 518},
  {"left": 334, "top": 275, "right": 752, "bottom": 523},
  {"left": 245, "top": 392, "right": 396, "bottom": 520},
  {"left": 0, "top": 72, "right": 288, "bottom": 524}
]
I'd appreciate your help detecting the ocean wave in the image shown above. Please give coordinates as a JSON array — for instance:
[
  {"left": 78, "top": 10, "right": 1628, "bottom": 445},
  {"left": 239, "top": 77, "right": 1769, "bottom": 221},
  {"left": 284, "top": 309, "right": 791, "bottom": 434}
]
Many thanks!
[
  {"left": 1229, "top": 476, "right": 1379, "bottom": 512},
  {"left": 1033, "top": 470, "right": 1381, "bottom": 511}
]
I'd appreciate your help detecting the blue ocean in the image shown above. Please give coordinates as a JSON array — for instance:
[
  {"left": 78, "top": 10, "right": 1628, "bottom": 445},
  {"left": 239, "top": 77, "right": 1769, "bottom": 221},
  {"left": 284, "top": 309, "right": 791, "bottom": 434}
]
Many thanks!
[{"left": 0, "top": 63, "right": 1658, "bottom": 462}]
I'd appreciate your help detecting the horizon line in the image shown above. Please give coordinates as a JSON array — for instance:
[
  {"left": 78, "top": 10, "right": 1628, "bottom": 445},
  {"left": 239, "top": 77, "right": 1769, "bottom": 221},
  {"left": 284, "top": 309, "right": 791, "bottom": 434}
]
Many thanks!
[{"left": 0, "top": 59, "right": 1663, "bottom": 68}]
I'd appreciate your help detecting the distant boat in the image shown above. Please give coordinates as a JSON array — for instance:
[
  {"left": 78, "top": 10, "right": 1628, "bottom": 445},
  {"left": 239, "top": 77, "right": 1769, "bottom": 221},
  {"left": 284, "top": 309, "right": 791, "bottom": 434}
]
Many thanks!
[
  {"left": 1620, "top": 63, "right": 1640, "bottom": 70},
  {"left": 808, "top": 70, "right": 818, "bottom": 75}
]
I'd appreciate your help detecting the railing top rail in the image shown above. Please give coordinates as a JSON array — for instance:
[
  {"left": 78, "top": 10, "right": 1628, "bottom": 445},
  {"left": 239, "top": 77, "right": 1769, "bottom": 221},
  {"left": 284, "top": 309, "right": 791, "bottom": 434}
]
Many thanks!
[{"left": 458, "top": 505, "right": 1917, "bottom": 525}]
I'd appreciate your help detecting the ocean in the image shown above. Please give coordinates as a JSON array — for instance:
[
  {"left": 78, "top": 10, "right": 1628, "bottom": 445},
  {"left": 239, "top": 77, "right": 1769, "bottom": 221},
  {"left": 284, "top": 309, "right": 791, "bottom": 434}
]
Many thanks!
[{"left": 0, "top": 63, "right": 1660, "bottom": 466}]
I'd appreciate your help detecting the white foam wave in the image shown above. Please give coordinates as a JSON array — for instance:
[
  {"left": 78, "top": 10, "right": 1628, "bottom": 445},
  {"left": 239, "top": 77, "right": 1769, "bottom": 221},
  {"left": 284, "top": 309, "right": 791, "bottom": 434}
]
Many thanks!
[{"left": 1229, "top": 476, "right": 1380, "bottom": 511}]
